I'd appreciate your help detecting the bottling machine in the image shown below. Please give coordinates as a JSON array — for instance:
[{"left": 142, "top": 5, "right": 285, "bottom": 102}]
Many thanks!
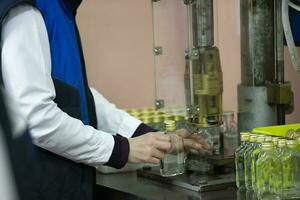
[{"left": 137, "top": 0, "right": 299, "bottom": 193}]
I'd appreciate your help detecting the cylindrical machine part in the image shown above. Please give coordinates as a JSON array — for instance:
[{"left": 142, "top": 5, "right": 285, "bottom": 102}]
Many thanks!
[
  {"left": 185, "top": 0, "right": 223, "bottom": 128},
  {"left": 239, "top": 0, "right": 278, "bottom": 131},
  {"left": 240, "top": 0, "right": 275, "bottom": 86},
  {"left": 195, "top": 0, "right": 214, "bottom": 47},
  {"left": 238, "top": 86, "right": 277, "bottom": 132},
  {"left": 275, "top": 0, "right": 285, "bottom": 84}
]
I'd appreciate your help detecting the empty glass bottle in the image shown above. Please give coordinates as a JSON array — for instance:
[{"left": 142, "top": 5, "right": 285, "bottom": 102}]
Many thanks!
[
  {"left": 220, "top": 111, "right": 239, "bottom": 156},
  {"left": 251, "top": 135, "right": 265, "bottom": 192},
  {"left": 152, "top": 115, "right": 165, "bottom": 131},
  {"left": 244, "top": 135, "right": 258, "bottom": 191},
  {"left": 174, "top": 115, "right": 186, "bottom": 130},
  {"left": 139, "top": 116, "right": 154, "bottom": 127},
  {"left": 235, "top": 132, "right": 250, "bottom": 190},
  {"left": 197, "top": 127, "right": 215, "bottom": 155},
  {"left": 160, "top": 120, "right": 185, "bottom": 177},
  {"left": 256, "top": 142, "right": 282, "bottom": 200}
]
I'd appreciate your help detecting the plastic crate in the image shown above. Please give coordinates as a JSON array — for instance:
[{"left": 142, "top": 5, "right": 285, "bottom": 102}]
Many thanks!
[{"left": 252, "top": 123, "right": 300, "bottom": 137}]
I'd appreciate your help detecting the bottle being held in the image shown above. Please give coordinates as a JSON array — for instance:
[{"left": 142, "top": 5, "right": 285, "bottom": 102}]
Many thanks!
[{"left": 160, "top": 120, "right": 185, "bottom": 177}]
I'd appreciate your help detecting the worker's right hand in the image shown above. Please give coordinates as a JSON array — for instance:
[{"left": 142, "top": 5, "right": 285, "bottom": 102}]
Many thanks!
[{"left": 128, "top": 132, "right": 171, "bottom": 164}]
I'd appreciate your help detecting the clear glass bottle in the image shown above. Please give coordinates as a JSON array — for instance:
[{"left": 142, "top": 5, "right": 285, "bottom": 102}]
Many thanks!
[
  {"left": 152, "top": 115, "right": 165, "bottom": 131},
  {"left": 277, "top": 138, "right": 288, "bottom": 197},
  {"left": 197, "top": 127, "right": 215, "bottom": 156},
  {"left": 244, "top": 134, "right": 258, "bottom": 191},
  {"left": 160, "top": 120, "right": 185, "bottom": 177},
  {"left": 251, "top": 135, "right": 265, "bottom": 193},
  {"left": 139, "top": 116, "right": 154, "bottom": 128},
  {"left": 280, "top": 140, "right": 300, "bottom": 199},
  {"left": 174, "top": 115, "right": 186, "bottom": 130},
  {"left": 235, "top": 132, "right": 250, "bottom": 190},
  {"left": 256, "top": 142, "right": 282, "bottom": 200},
  {"left": 220, "top": 111, "right": 239, "bottom": 156},
  {"left": 296, "top": 138, "right": 300, "bottom": 153},
  {"left": 264, "top": 136, "right": 273, "bottom": 143},
  {"left": 206, "top": 126, "right": 221, "bottom": 155},
  {"left": 286, "top": 129, "right": 297, "bottom": 140},
  {"left": 272, "top": 137, "right": 279, "bottom": 146}
]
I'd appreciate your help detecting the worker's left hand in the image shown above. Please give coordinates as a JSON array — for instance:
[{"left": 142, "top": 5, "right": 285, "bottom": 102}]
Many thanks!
[{"left": 176, "top": 129, "right": 211, "bottom": 153}]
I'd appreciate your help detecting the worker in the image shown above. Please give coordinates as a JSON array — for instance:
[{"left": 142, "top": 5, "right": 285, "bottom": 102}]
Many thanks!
[
  {"left": 0, "top": 0, "right": 210, "bottom": 200},
  {"left": 0, "top": 88, "right": 41, "bottom": 200}
]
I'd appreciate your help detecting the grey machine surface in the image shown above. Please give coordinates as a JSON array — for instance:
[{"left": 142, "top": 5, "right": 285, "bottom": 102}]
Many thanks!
[
  {"left": 238, "top": 0, "right": 293, "bottom": 132},
  {"left": 96, "top": 171, "right": 237, "bottom": 200}
]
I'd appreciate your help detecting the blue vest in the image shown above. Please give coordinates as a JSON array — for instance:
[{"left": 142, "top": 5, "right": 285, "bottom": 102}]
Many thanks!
[
  {"left": 0, "top": 0, "right": 98, "bottom": 200},
  {"left": 36, "top": 0, "right": 90, "bottom": 124}
]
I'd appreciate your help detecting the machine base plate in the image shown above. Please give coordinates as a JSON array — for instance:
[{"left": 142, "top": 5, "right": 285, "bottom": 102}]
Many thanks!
[{"left": 137, "top": 166, "right": 235, "bottom": 192}]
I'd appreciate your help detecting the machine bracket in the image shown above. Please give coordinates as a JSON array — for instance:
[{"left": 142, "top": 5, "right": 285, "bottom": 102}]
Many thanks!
[
  {"left": 267, "top": 82, "right": 294, "bottom": 113},
  {"left": 155, "top": 99, "right": 165, "bottom": 110},
  {"left": 183, "top": 0, "right": 195, "bottom": 5}
]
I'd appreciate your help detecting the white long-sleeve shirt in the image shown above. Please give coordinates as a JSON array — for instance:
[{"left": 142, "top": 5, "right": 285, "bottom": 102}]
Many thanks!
[{"left": 1, "top": 5, "right": 142, "bottom": 167}]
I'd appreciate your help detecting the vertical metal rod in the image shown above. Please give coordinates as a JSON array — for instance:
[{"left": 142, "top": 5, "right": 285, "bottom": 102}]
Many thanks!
[
  {"left": 195, "top": 0, "right": 214, "bottom": 47},
  {"left": 187, "top": 3, "right": 195, "bottom": 106},
  {"left": 274, "top": 0, "right": 286, "bottom": 124},
  {"left": 240, "top": 0, "right": 275, "bottom": 86}
]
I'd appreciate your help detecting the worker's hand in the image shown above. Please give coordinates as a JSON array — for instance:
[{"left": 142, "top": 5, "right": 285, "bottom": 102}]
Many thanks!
[
  {"left": 128, "top": 132, "right": 171, "bottom": 164},
  {"left": 176, "top": 129, "right": 211, "bottom": 153}
]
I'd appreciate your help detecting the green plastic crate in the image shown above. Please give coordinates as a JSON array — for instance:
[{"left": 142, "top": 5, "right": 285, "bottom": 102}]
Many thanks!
[{"left": 252, "top": 124, "right": 300, "bottom": 137}]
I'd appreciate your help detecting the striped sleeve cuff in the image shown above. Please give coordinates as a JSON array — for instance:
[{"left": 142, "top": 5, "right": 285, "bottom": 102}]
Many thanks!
[
  {"left": 132, "top": 123, "right": 157, "bottom": 137},
  {"left": 105, "top": 134, "right": 129, "bottom": 169}
]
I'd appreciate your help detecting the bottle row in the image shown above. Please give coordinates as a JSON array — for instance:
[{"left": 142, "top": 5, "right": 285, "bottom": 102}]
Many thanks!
[
  {"left": 127, "top": 108, "right": 240, "bottom": 157},
  {"left": 126, "top": 107, "right": 186, "bottom": 131},
  {"left": 235, "top": 132, "right": 300, "bottom": 200}
]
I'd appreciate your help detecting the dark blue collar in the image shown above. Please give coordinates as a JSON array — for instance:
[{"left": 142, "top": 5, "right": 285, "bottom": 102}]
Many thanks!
[{"left": 60, "top": 0, "right": 82, "bottom": 17}]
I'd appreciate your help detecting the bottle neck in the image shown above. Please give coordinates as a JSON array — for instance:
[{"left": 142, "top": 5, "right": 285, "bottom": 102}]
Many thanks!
[
  {"left": 166, "top": 128, "right": 176, "bottom": 133},
  {"left": 287, "top": 145, "right": 297, "bottom": 150},
  {"left": 262, "top": 148, "right": 274, "bottom": 152},
  {"left": 241, "top": 140, "right": 248, "bottom": 145}
]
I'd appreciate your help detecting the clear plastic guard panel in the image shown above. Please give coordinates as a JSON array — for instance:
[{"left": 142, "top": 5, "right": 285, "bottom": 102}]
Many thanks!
[{"left": 152, "top": 0, "right": 188, "bottom": 114}]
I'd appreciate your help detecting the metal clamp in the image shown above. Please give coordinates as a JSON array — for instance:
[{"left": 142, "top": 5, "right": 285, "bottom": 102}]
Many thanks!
[
  {"left": 189, "top": 48, "right": 199, "bottom": 59},
  {"left": 155, "top": 100, "right": 165, "bottom": 110},
  {"left": 154, "top": 46, "right": 163, "bottom": 56},
  {"left": 267, "top": 82, "right": 293, "bottom": 105}
]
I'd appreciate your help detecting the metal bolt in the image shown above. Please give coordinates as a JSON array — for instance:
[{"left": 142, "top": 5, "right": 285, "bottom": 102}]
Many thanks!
[
  {"left": 154, "top": 47, "right": 163, "bottom": 56},
  {"left": 183, "top": 0, "right": 194, "bottom": 5}
]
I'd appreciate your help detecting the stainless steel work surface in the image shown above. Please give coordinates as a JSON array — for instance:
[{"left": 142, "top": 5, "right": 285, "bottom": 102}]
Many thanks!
[{"left": 96, "top": 172, "right": 237, "bottom": 200}]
